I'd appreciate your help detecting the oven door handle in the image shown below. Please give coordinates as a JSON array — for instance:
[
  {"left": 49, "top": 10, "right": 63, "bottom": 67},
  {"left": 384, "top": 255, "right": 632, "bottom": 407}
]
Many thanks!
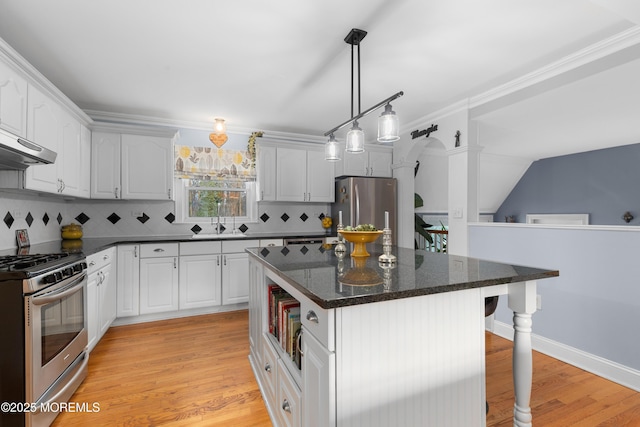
[
  {"left": 32, "top": 274, "right": 86, "bottom": 306},
  {"left": 32, "top": 352, "right": 89, "bottom": 414}
]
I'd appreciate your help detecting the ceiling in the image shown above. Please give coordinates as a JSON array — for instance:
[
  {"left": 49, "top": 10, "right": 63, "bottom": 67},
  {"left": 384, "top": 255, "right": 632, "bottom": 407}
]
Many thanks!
[{"left": 1, "top": 0, "right": 640, "bottom": 160}]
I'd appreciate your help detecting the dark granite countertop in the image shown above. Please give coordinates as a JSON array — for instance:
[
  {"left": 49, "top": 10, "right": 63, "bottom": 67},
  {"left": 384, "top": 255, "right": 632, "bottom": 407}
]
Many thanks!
[
  {"left": 247, "top": 243, "right": 559, "bottom": 309},
  {"left": 0, "top": 232, "right": 332, "bottom": 257}
]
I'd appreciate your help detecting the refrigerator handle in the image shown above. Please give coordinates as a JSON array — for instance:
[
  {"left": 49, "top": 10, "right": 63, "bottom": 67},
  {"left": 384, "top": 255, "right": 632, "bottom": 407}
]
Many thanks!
[{"left": 354, "top": 183, "right": 360, "bottom": 226}]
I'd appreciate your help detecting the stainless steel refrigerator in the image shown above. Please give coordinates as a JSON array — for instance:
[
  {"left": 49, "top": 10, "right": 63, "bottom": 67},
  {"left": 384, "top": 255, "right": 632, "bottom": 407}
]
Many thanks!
[{"left": 331, "top": 177, "right": 397, "bottom": 244}]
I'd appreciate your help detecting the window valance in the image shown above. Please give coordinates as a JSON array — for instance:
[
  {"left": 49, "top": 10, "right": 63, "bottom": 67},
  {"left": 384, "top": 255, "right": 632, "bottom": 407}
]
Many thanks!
[{"left": 174, "top": 145, "right": 256, "bottom": 181}]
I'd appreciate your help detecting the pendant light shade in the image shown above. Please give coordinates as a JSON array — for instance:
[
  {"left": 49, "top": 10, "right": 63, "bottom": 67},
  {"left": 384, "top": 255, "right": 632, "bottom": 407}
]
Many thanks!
[
  {"left": 377, "top": 103, "right": 400, "bottom": 143},
  {"left": 346, "top": 121, "right": 365, "bottom": 153},
  {"left": 325, "top": 134, "right": 341, "bottom": 161}
]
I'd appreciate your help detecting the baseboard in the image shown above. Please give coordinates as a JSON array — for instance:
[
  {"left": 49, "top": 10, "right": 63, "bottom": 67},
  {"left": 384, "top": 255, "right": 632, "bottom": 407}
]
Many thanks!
[
  {"left": 492, "top": 320, "right": 640, "bottom": 392},
  {"left": 112, "top": 303, "right": 248, "bottom": 326}
]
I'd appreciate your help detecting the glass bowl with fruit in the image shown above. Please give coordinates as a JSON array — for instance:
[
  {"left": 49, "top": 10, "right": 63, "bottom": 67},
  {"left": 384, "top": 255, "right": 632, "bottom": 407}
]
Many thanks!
[{"left": 338, "top": 224, "right": 382, "bottom": 257}]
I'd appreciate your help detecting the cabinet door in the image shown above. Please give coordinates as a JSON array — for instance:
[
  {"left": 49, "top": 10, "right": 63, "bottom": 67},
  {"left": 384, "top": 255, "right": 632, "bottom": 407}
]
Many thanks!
[
  {"left": 257, "top": 143, "right": 276, "bottom": 201},
  {"left": 222, "top": 252, "right": 249, "bottom": 305},
  {"left": 276, "top": 147, "right": 307, "bottom": 201},
  {"left": 248, "top": 259, "right": 264, "bottom": 365},
  {"left": 116, "top": 245, "right": 140, "bottom": 317},
  {"left": 99, "top": 265, "right": 116, "bottom": 337},
  {"left": 59, "top": 109, "right": 82, "bottom": 196},
  {"left": 139, "top": 256, "right": 179, "bottom": 314},
  {"left": 368, "top": 149, "right": 392, "bottom": 177},
  {"left": 78, "top": 125, "right": 91, "bottom": 198},
  {"left": 25, "top": 85, "right": 61, "bottom": 193},
  {"left": 342, "top": 151, "right": 368, "bottom": 176},
  {"left": 179, "top": 254, "right": 222, "bottom": 309},
  {"left": 91, "top": 132, "right": 121, "bottom": 199},
  {"left": 306, "top": 148, "right": 334, "bottom": 202},
  {"left": 302, "top": 328, "right": 336, "bottom": 427},
  {"left": 121, "top": 134, "right": 173, "bottom": 200},
  {"left": 86, "top": 271, "right": 99, "bottom": 352},
  {"left": 0, "top": 60, "right": 28, "bottom": 137}
]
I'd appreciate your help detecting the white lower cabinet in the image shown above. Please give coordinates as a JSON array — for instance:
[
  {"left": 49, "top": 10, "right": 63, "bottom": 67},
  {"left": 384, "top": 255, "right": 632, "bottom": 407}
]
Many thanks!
[
  {"left": 139, "top": 243, "right": 179, "bottom": 314},
  {"left": 222, "top": 251, "right": 249, "bottom": 305},
  {"left": 277, "top": 359, "right": 302, "bottom": 427},
  {"left": 179, "top": 241, "right": 222, "bottom": 309},
  {"left": 116, "top": 244, "right": 140, "bottom": 317},
  {"left": 301, "top": 328, "right": 335, "bottom": 427},
  {"left": 87, "top": 247, "right": 116, "bottom": 352}
]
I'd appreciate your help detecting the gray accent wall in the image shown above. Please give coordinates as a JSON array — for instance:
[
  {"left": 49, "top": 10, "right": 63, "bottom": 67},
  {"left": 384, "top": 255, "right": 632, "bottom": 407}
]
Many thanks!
[{"left": 494, "top": 143, "right": 640, "bottom": 225}]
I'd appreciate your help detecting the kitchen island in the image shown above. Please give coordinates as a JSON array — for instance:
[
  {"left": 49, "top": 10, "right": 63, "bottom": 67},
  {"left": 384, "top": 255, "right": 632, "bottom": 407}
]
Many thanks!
[{"left": 247, "top": 243, "right": 558, "bottom": 427}]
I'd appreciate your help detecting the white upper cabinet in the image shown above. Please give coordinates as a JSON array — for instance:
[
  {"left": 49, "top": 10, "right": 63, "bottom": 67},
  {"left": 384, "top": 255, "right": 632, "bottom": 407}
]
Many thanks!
[
  {"left": 256, "top": 143, "right": 276, "bottom": 201},
  {"left": 276, "top": 146, "right": 307, "bottom": 202},
  {"left": 91, "top": 129, "right": 176, "bottom": 200},
  {"left": 91, "top": 132, "right": 121, "bottom": 199},
  {"left": 274, "top": 144, "right": 334, "bottom": 203},
  {"left": 24, "top": 85, "right": 61, "bottom": 193},
  {"left": 121, "top": 134, "right": 173, "bottom": 200},
  {"left": 337, "top": 145, "right": 393, "bottom": 177},
  {"left": 0, "top": 52, "right": 91, "bottom": 198},
  {"left": 0, "top": 60, "right": 28, "bottom": 137}
]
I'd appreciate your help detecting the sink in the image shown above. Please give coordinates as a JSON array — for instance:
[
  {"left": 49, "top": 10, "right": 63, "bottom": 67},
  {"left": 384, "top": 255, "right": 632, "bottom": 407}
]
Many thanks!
[{"left": 191, "top": 233, "right": 248, "bottom": 240}]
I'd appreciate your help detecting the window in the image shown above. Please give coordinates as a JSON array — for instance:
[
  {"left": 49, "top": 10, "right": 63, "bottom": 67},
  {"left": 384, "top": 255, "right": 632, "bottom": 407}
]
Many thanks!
[
  {"left": 176, "top": 178, "right": 256, "bottom": 223},
  {"left": 174, "top": 145, "right": 257, "bottom": 224}
]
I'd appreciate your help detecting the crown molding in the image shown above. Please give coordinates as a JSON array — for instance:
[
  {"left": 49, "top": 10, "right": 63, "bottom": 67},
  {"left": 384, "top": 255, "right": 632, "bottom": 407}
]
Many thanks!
[
  {"left": 401, "top": 25, "right": 640, "bottom": 126},
  {"left": 85, "top": 109, "right": 326, "bottom": 144}
]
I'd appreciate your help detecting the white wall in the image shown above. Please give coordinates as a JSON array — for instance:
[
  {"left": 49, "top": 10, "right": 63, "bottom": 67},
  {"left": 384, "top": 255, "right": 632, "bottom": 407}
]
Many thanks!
[{"left": 469, "top": 223, "right": 640, "bottom": 390}]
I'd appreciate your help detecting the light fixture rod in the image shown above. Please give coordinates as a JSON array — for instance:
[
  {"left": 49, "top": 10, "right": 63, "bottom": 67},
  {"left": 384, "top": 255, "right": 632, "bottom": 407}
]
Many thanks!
[{"left": 323, "top": 91, "right": 404, "bottom": 137}]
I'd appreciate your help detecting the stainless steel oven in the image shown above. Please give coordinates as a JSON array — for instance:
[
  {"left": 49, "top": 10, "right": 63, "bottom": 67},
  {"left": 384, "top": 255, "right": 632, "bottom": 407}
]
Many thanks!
[{"left": 0, "top": 252, "right": 89, "bottom": 427}]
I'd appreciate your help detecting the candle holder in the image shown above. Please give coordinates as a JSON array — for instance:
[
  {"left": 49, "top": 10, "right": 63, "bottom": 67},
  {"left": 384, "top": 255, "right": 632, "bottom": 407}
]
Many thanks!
[
  {"left": 335, "top": 223, "right": 347, "bottom": 259},
  {"left": 378, "top": 227, "right": 396, "bottom": 264}
]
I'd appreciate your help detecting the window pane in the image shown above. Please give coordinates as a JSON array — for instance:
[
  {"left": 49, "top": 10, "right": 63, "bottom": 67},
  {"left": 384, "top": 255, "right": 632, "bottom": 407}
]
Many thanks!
[{"left": 188, "top": 188, "right": 246, "bottom": 218}]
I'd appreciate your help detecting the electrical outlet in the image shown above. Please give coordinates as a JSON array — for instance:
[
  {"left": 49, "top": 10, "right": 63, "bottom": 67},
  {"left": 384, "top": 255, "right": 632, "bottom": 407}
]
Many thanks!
[
  {"left": 12, "top": 210, "right": 24, "bottom": 219},
  {"left": 132, "top": 211, "right": 143, "bottom": 217},
  {"left": 536, "top": 294, "right": 542, "bottom": 310}
]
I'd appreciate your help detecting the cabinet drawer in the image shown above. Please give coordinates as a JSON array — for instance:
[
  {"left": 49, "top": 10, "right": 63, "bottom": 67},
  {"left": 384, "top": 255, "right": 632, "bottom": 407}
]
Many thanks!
[
  {"left": 300, "top": 299, "right": 335, "bottom": 351},
  {"left": 179, "top": 241, "right": 221, "bottom": 256},
  {"left": 140, "top": 243, "right": 179, "bottom": 258},
  {"left": 87, "top": 247, "right": 115, "bottom": 273},
  {"left": 259, "top": 239, "right": 284, "bottom": 247},
  {"left": 262, "top": 334, "right": 278, "bottom": 404},
  {"left": 222, "top": 239, "right": 259, "bottom": 253},
  {"left": 277, "top": 358, "right": 302, "bottom": 427}
]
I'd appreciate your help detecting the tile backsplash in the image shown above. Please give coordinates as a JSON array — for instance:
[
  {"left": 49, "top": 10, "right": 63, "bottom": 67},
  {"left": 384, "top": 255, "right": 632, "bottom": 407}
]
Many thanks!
[{"left": 0, "top": 191, "right": 330, "bottom": 250}]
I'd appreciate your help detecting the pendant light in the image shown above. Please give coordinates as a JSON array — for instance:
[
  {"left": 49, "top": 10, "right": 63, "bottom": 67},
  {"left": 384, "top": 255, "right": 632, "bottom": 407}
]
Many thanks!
[
  {"left": 346, "top": 121, "right": 364, "bottom": 153},
  {"left": 323, "top": 28, "right": 403, "bottom": 160},
  {"left": 325, "top": 134, "right": 341, "bottom": 161},
  {"left": 377, "top": 103, "right": 400, "bottom": 142}
]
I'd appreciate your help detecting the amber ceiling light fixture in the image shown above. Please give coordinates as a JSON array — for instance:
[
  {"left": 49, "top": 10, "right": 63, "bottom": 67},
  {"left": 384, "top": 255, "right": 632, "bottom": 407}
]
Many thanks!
[
  {"left": 209, "top": 118, "right": 228, "bottom": 148},
  {"left": 324, "top": 28, "right": 403, "bottom": 161}
]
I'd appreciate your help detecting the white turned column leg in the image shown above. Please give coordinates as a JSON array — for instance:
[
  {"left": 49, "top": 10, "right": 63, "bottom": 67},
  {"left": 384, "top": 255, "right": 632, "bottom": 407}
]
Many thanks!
[
  {"left": 512, "top": 312, "right": 533, "bottom": 427},
  {"left": 508, "top": 281, "right": 537, "bottom": 427}
]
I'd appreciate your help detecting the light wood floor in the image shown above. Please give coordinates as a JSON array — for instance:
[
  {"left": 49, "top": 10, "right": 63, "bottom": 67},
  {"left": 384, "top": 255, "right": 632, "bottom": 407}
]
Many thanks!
[{"left": 53, "top": 310, "right": 640, "bottom": 426}]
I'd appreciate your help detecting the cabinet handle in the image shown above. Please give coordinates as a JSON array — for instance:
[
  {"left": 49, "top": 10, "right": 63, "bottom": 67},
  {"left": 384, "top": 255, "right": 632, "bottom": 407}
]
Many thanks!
[
  {"left": 282, "top": 399, "right": 291, "bottom": 414},
  {"left": 264, "top": 363, "right": 271, "bottom": 373},
  {"left": 167, "top": 188, "right": 171, "bottom": 199},
  {"left": 223, "top": 256, "right": 227, "bottom": 266},
  {"left": 153, "top": 248, "right": 165, "bottom": 252},
  {"left": 103, "top": 255, "right": 109, "bottom": 261},
  {"left": 134, "top": 246, "right": 138, "bottom": 258},
  {"left": 217, "top": 256, "right": 220, "bottom": 266},
  {"left": 89, "top": 261, "right": 96, "bottom": 267},
  {"left": 306, "top": 310, "right": 318, "bottom": 323},
  {"left": 173, "top": 258, "right": 177, "bottom": 269},
  {"left": 61, "top": 180, "right": 66, "bottom": 192},
  {"left": 261, "top": 190, "right": 264, "bottom": 200},
  {"left": 114, "top": 187, "right": 119, "bottom": 199}
]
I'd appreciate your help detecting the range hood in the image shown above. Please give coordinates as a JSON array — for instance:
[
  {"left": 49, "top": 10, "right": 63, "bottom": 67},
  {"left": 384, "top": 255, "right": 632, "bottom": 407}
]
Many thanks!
[{"left": 0, "top": 127, "right": 57, "bottom": 170}]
